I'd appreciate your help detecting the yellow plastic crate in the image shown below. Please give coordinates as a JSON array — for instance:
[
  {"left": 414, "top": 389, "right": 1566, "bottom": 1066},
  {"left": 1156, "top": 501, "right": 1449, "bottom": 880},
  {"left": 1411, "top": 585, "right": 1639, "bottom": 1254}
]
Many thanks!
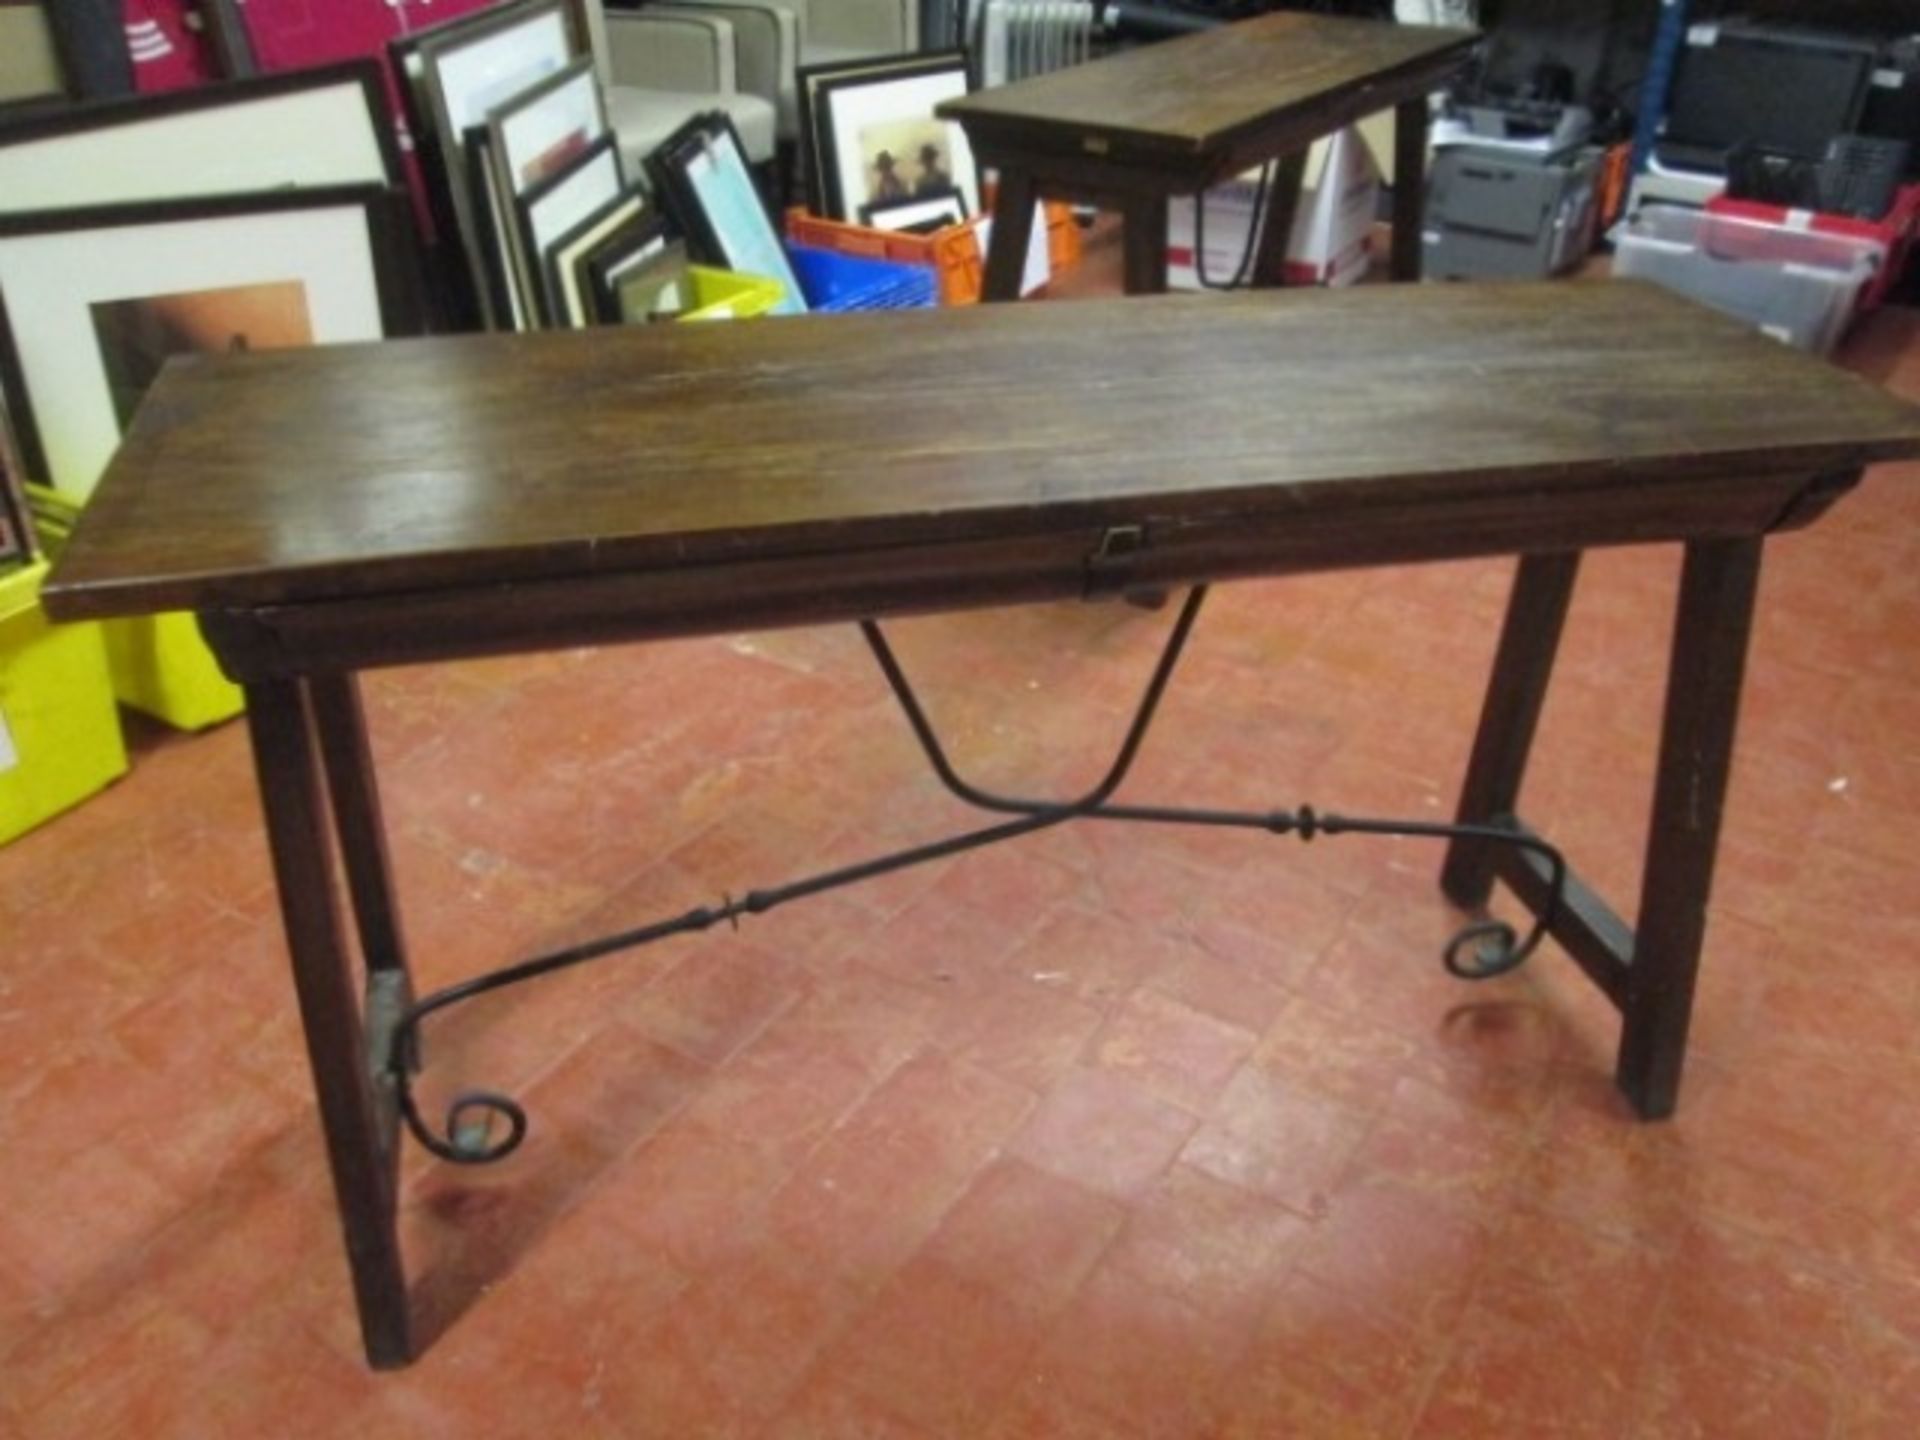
[
  {"left": 675, "top": 266, "right": 786, "bottom": 322},
  {"left": 0, "top": 560, "right": 128, "bottom": 846},
  {"left": 28, "top": 485, "right": 243, "bottom": 731}
]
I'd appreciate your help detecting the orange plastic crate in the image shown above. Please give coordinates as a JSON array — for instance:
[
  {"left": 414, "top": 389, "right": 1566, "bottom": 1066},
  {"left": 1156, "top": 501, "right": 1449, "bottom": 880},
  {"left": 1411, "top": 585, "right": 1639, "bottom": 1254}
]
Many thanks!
[{"left": 785, "top": 203, "right": 1081, "bottom": 306}]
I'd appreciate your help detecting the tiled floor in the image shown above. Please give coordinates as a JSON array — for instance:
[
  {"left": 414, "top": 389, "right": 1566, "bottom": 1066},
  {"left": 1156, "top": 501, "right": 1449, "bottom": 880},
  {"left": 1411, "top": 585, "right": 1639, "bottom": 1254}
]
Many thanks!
[{"left": 4, "top": 276, "right": 1920, "bottom": 1439}]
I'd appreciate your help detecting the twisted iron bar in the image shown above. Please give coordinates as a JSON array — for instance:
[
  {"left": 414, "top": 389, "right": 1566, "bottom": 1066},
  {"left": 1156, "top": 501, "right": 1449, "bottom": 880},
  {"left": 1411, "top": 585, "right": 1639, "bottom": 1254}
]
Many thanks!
[{"left": 391, "top": 584, "right": 1564, "bottom": 1165}]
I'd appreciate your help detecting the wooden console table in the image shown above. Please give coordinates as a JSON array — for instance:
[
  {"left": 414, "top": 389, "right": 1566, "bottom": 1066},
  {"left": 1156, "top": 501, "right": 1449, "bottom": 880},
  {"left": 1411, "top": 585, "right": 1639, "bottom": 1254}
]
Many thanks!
[
  {"left": 939, "top": 11, "right": 1477, "bottom": 298},
  {"left": 43, "top": 282, "right": 1920, "bottom": 1367}
]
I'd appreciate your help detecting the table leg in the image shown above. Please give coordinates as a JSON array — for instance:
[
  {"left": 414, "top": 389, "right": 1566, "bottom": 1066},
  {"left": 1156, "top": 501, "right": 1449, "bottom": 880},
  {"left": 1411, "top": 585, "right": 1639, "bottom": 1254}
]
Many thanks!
[
  {"left": 1120, "top": 192, "right": 1171, "bottom": 295},
  {"left": 245, "top": 677, "right": 412, "bottom": 1368},
  {"left": 1391, "top": 95, "right": 1430, "bottom": 282},
  {"left": 982, "top": 168, "right": 1040, "bottom": 302},
  {"left": 1617, "top": 537, "right": 1762, "bottom": 1118},
  {"left": 1250, "top": 148, "right": 1310, "bottom": 287},
  {"left": 1441, "top": 552, "right": 1581, "bottom": 909},
  {"left": 310, "top": 673, "right": 411, "bottom": 980}
]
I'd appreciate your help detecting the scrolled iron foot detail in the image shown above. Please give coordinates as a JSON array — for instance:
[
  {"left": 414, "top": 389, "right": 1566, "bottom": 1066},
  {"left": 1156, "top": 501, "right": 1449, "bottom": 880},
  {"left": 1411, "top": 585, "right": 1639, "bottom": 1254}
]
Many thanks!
[
  {"left": 399, "top": 1088, "right": 528, "bottom": 1166},
  {"left": 1443, "top": 919, "right": 1533, "bottom": 981}
]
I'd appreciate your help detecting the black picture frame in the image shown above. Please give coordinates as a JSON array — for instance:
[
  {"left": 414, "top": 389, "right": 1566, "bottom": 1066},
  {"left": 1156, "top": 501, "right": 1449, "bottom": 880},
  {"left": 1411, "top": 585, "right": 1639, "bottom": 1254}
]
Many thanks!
[
  {"left": 584, "top": 227, "right": 683, "bottom": 326},
  {"left": 543, "top": 188, "right": 651, "bottom": 329},
  {"left": 645, "top": 110, "right": 805, "bottom": 314},
  {"left": 0, "top": 185, "right": 423, "bottom": 493},
  {"left": 0, "top": 58, "right": 403, "bottom": 191},
  {"left": 463, "top": 127, "right": 525, "bottom": 332},
  {"left": 796, "top": 50, "right": 974, "bottom": 223},
  {"left": 511, "top": 136, "right": 623, "bottom": 327}
]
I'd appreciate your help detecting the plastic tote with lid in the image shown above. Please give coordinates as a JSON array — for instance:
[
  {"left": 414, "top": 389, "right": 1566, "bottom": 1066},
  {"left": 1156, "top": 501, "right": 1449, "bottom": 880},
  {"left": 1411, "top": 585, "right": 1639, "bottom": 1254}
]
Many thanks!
[{"left": 1611, "top": 204, "right": 1884, "bottom": 355}]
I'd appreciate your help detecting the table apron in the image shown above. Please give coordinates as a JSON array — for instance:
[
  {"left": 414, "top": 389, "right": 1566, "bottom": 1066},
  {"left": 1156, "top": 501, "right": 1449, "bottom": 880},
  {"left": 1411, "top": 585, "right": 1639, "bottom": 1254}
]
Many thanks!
[{"left": 196, "top": 469, "right": 1823, "bottom": 681}]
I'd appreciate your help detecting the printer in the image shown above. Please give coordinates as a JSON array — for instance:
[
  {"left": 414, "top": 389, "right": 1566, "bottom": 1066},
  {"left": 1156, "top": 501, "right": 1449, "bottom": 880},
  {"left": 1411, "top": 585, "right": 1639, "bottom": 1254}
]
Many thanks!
[{"left": 1423, "top": 103, "right": 1602, "bottom": 281}]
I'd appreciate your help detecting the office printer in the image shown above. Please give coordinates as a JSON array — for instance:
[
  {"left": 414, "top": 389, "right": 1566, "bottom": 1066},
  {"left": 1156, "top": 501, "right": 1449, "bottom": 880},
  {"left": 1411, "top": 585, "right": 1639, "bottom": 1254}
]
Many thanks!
[{"left": 1423, "top": 101, "right": 1601, "bottom": 281}]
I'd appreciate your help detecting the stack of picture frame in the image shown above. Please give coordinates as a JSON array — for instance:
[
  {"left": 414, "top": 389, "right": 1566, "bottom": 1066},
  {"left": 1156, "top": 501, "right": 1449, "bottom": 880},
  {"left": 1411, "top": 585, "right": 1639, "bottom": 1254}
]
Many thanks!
[
  {"left": 389, "top": 0, "right": 660, "bottom": 333},
  {"left": 797, "top": 51, "right": 981, "bottom": 234},
  {"left": 0, "top": 61, "right": 421, "bottom": 503}
]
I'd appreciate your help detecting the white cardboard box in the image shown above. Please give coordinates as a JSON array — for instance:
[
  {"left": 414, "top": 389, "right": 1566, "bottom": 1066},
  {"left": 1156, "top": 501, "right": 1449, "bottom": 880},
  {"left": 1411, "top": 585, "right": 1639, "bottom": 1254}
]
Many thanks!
[{"left": 1168, "top": 127, "right": 1380, "bottom": 290}]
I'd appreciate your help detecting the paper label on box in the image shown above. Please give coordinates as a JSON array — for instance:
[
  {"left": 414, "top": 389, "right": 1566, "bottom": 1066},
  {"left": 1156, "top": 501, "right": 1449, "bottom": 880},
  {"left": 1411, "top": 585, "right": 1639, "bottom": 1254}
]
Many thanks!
[{"left": 0, "top": 707, "right": 17, "bottom": 775}]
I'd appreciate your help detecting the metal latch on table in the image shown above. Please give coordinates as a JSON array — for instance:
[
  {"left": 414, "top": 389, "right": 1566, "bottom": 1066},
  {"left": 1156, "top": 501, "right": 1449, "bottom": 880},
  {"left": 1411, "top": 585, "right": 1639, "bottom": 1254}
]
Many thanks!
[{"left": 1085, "top": 523, "right": 1149, "bottom": 593}]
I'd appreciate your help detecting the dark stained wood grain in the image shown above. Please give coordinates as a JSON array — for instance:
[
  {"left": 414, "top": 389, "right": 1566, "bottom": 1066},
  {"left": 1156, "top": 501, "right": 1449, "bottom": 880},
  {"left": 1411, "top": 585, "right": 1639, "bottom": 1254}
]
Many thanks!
[
  {"left": 938, "top": 12, "right": 1475, "bottom": 161},
  {"left": 42, "top": 281, "right": 1920, "bottom": 626}
]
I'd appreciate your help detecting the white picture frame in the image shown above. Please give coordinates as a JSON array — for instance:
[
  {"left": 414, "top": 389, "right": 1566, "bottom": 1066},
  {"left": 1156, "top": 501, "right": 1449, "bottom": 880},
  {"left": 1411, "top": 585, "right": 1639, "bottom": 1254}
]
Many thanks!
[{"left": 861, "top": 189, "right": 969, "bottom": 233}]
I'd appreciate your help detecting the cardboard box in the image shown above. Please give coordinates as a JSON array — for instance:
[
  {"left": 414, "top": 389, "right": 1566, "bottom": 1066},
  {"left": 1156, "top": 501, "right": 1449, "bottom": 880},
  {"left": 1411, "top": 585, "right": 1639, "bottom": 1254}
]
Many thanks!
[{"left": 1168, "top": 127, "right": 1380, "bottom": 290}]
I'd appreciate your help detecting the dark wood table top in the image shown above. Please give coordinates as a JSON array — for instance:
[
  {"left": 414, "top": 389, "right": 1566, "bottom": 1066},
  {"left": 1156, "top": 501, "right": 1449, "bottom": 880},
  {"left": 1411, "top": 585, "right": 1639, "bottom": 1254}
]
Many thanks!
[
  {"left": 937, "top": 12, "right": 1477, "bottom": 159},
  {"left": 44, "top": 281, "right": 1920, "bottom": 625}
]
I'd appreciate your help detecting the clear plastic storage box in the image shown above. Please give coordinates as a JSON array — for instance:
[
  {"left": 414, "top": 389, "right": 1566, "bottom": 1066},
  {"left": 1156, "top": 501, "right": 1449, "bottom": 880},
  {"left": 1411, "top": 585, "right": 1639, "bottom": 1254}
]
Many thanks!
[{"left": 1612, "top": 204, "right": 1884, "bottom": 355}]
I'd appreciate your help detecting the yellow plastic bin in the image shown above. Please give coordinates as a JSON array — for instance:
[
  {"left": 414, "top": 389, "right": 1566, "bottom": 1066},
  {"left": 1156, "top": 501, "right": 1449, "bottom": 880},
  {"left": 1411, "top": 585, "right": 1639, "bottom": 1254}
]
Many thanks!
[
  {"left": 675, "top": 266, "right": 786, "bottom": 321},
  {"left": 0, "top": 560, "right": 128, "bottom": 846},
  {"left": 28, "top": 486, "right": 243, "bottom": 731}
]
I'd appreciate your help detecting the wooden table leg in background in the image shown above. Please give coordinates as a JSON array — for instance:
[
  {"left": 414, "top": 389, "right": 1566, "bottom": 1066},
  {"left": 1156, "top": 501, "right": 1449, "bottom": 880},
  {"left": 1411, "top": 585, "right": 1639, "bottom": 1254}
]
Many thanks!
[
  {"left": 1618, "top": 536, "right": 1762, "bottom": 1118},
  {"left": 1392, "top": 95, "right": 1431, "bottom": 282},
  {"left": 1120, "top": 192, "right": 1171, "bottom": 295},
  {"left": 246, "top": 677, "right": 412, "bottom": 1368},
  {"left": 1251, "top": 149, "right": 1311, "bottom": 288},
  {"left": 982, "top": 168, "right": 1041, "bottom": 302},
  {"left": 1441, "top": 551, "right": 1582, "bottom": 909}
]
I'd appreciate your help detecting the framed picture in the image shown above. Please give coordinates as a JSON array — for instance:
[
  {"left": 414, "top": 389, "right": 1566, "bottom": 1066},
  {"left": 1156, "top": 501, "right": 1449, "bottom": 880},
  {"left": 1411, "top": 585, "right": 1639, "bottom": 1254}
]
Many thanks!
[
  {"left": 416, "top": 0, "right": 576, "bottom": 328},
  {"left": 488, "top": 57, "right": 607, "bottom": 326},
  {"left": 797, "top": 52, "right": 937, "bottom": 217},
  {"left": 0, "top": 186, "right": 419, "bottom": 500},
  {"left": 463, "top": 127, "right": 528, "bottom": 333},
  {"left": 587, "top": 235, "right": 690, "bottom": 326},
  {"left": 487, "top": 56, "right": 605, "bottom": 195},
  {"left": 545, "top": 190, "right": 651, "bottom": 329},
  {"left": 861, "top": 188, "right": 969, "bottom": 234},
  {"left": 806, "top": 52, "right": 978, "bottom": 225},
  {"left": 513, "top": 137, "right": 624, "bottom": 327},
  {"left": 647, "top": 112, "right": 806, "bottom": 317},
  {"left": 0, "top": 60, "right": 399, "bottom": 215}
]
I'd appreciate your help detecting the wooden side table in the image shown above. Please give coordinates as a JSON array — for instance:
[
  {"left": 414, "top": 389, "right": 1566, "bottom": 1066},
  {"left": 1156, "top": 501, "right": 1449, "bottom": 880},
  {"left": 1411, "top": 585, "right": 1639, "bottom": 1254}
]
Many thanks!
[
  {"left": 939, "top": 12, "right": 1478, "bottom": 299},
  {"left": 44, "top": 283, "right": 1920, "bottom": 1366}
]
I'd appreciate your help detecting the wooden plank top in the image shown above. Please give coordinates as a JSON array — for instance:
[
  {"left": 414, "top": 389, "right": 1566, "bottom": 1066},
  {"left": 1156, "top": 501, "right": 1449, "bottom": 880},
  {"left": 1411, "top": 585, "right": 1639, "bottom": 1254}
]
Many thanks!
[
  {"left": 43, "top": 281, "right": 1920, "bottom": 623},
  {"left": 937, "top": 12, "right": 1477, "bottom": 157}
]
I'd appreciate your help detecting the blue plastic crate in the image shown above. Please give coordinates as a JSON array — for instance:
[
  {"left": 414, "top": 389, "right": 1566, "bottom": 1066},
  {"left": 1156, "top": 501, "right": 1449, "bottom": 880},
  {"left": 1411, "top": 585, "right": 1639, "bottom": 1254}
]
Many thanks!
[{"left": 789, "top": 245, "right": 937, "bottom": 312}]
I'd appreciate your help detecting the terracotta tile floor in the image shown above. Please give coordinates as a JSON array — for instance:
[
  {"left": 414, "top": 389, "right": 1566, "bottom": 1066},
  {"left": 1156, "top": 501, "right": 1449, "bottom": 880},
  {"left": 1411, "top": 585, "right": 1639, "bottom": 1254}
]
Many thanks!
[{"left": 4, "top": 292, "right": 1920, "bottom": 1439}]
